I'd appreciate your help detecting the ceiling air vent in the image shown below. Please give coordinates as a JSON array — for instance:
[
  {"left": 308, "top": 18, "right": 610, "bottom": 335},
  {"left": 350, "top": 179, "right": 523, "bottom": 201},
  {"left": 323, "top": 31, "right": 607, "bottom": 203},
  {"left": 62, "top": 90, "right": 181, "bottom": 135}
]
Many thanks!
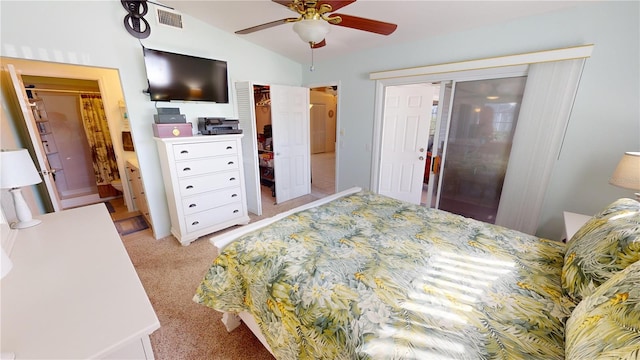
[{"left": 157, "top": 8, "right": 183, "bottom": 29}]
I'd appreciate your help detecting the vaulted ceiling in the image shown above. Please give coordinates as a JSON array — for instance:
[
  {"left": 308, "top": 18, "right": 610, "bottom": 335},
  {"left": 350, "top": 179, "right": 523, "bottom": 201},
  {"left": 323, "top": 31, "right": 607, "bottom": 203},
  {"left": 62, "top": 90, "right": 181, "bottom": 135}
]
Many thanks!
[{"left": 160, "top": 0, "right": 594, "bottom": 63}]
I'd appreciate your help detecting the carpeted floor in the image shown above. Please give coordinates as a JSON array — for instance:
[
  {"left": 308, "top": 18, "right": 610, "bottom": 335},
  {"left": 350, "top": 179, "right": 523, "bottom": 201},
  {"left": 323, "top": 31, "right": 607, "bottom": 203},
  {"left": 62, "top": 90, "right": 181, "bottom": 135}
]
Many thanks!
[
  {"left": 117, "top": 192, "right": 325, "bottom": 359},
  {"left": 121, "top": 230, "right": 273, "bottom": 359}
]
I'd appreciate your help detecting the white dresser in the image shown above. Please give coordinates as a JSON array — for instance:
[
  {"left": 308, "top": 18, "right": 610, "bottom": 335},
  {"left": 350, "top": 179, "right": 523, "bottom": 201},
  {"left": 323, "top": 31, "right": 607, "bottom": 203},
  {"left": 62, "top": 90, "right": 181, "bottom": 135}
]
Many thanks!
[
  {"left": 0, "top": 204, "right": 160, "bottom": 359},
  {"left": 155, "top": 135, "right": 250, "bottom": 246}
]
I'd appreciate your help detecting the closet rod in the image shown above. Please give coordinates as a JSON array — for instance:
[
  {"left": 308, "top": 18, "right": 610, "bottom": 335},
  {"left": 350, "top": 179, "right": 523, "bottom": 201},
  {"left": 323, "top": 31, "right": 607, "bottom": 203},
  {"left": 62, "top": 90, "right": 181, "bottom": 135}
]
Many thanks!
[{"left": 25, "top": 87, "right": 101, "bottom": 95}]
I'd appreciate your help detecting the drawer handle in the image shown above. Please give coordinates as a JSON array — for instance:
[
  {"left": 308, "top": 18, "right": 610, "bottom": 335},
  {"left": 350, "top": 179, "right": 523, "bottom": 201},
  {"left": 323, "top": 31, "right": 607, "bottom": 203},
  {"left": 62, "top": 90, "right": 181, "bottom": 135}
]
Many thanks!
[
  {"left": 227, "top": 161, "right": 234, "bottom": 165},
  {"left": 183, "top": 167, "right": 191, "bottom": 171},
  {"left": 181, "top": 150, "right": 189, "bottom": 154},
  {"left": 186, "top": 185, "right": 194, "bottom": 189},
  {"left": 226, "top": 146, "right": 233, "bottom": 150},
  {"left": 231, "top": 193, "right": 238, "bottom": 197},
  {"left": 192, "top": 221, "right": 199, "bottom": 225},
  {"left": 189, "top": 204, "right": 197, "bottom": 208},
  {"left": 229, "top": 177, "right": 236, "bottom": 181},
  {"left": 233, "top": 210, "right": 239, "bottom": 213}
]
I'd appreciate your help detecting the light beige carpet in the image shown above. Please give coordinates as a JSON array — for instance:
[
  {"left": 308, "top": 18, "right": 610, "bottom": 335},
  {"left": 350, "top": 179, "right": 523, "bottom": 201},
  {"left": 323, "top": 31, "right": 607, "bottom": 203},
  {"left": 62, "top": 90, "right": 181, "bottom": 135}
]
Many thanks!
[{"left": 120, "top": 192, "right": 325, "bottom": 359}]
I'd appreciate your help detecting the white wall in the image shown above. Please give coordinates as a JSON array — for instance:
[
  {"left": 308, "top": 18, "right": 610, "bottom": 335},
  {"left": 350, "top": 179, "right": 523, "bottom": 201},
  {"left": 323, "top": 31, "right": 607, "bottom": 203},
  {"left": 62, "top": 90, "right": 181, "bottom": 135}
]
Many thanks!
[
  {"left": 303, "top": 1, "right": 639, "bottom": 239},
  {"left": 1, "top": 1, "right": 303, "bottom": 239}
]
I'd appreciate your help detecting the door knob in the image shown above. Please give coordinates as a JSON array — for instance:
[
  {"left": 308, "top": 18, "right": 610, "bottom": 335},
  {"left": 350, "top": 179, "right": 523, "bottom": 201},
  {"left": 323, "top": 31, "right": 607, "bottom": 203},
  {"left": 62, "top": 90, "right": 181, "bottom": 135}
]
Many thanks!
[
  {"left": 419, "top": 148, "right": 425, "bottom": 152},
  {"left": 419, "top": 156, "right": 425, "bottom": 160}
]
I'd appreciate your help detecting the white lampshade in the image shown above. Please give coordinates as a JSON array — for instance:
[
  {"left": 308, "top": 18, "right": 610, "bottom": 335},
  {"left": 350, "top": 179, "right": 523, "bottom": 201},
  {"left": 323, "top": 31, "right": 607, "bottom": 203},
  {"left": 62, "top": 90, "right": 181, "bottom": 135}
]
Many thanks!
[
  {"left": 609, "top": 151, "right": 640, "bottom": 192},
  {"left": 293, "top": 19, "right": 330, "bottom": 45},
  {"left": 0, "top": 149, "right": 42, "bottom": 189}
]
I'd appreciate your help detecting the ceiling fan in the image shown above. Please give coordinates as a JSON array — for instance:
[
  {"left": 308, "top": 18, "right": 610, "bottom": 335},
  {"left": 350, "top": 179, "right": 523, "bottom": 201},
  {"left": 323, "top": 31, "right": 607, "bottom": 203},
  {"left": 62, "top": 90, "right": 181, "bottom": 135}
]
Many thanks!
[{"left": 235, "top": 0, "right": 397, "bottom": 49}]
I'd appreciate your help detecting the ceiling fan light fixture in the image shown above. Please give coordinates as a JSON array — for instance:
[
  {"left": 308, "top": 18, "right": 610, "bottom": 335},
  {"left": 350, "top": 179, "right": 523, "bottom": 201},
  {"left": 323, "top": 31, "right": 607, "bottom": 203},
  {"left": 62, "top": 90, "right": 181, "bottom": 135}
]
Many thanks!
[{"left": 293, "top": 19, "right": 330, "bottom": 45}]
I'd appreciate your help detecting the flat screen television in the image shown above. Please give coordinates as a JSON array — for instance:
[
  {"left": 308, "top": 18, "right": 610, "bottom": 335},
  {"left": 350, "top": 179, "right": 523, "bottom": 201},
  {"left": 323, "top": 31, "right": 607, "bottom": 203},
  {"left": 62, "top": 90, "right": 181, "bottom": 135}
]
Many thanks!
[{"left": 142, "top": 47, "right": 229, "bottom": 103}]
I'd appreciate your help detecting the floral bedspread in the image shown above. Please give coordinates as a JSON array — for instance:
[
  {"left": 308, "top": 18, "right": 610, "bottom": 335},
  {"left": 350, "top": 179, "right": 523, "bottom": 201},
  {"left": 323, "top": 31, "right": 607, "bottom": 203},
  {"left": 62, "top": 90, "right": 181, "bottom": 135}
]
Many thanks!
[{"left": 194, "top": 191, "right": 574, "bottom": 359}]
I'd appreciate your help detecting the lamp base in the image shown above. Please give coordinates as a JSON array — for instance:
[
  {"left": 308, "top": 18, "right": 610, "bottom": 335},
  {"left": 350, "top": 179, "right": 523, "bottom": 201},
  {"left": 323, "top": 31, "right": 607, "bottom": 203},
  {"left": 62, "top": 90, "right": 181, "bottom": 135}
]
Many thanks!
[
  {"left": 9, "top": 188, "right": 41, "bottom": 229},
  {"left": 10, "top": 218, "right": 42, "bottom": 229}
]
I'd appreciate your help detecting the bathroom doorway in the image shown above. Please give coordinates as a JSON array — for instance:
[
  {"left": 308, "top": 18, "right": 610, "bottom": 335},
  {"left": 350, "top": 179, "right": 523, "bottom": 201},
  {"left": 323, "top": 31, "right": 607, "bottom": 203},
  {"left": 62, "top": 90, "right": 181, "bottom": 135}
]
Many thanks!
[
  {"left": 2, "top": 58, "right": 139, "bottom": 215},
  {"left": 23, "top": 76, "right": 122, "bottom": 209}
]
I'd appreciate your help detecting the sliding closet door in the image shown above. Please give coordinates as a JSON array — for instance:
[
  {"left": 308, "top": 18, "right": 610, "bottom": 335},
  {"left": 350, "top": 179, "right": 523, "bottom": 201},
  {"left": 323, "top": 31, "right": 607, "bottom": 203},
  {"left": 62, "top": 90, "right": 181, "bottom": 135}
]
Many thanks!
[{"left": 437, "top": 77, "right": 527, "bottom": 223}]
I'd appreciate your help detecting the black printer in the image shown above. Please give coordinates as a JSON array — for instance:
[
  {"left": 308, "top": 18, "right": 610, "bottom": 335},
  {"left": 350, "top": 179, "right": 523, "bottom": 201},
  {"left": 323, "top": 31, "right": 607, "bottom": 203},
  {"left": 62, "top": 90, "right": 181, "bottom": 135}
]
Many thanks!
[{"left": 197, "top": 117, "right": 242, "bottom": 135}]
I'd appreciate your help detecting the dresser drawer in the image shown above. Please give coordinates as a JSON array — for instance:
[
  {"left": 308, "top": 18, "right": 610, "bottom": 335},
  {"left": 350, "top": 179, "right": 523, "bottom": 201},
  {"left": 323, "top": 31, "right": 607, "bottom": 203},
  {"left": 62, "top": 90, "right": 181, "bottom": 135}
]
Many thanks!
[
  {"left": 182, "top": 187, "right": 242, "bottom": 215},
  {"left": 173, "top": 141, "right": 238, "bottom": 160},
  {"left": 185, "top": 201, "right": 244, "bottom": 233},
  {"left": 175, "top": 155, "right": 239, "bottom": 178},
  {"left": 178, "top": 170, "right": 241, "bottom": 197}
]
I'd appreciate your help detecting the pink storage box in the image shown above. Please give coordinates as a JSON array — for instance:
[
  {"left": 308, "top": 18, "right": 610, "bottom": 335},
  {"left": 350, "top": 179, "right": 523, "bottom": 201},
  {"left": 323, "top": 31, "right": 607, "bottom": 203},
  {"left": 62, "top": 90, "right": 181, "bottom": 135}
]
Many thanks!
[{"left": 152, "top": 123, "right": 193, "bottom": 138}]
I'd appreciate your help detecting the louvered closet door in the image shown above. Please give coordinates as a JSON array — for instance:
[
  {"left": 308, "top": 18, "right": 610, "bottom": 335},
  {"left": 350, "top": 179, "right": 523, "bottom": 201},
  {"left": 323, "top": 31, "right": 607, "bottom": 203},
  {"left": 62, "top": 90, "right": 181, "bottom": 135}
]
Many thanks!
[{"left": 235, "top": 81, "right": 262, "bottom": 215}]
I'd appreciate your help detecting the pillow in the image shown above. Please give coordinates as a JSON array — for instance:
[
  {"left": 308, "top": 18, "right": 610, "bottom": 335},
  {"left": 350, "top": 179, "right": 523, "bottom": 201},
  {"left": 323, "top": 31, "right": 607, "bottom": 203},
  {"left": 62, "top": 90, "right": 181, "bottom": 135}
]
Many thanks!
[
  {"left": 562, "top": 198, "right": 640, "bottom": 302},
  {"left": 564, "top": 260, "right": 640, "bottom": 360}
]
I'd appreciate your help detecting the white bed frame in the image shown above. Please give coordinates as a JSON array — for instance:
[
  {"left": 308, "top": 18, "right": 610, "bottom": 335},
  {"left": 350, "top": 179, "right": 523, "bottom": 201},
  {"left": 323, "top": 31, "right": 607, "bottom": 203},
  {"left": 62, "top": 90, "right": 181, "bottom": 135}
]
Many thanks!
[{"left": 209, "top": 187, "right": 363, "bottom": 355}]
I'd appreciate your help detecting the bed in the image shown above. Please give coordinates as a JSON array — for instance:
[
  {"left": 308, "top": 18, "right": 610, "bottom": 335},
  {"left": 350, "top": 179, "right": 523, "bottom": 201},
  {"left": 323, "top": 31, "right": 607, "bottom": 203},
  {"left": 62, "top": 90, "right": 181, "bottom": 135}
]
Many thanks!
[{"left": 194, "top": 187, "right": 640, "bottom": 359}]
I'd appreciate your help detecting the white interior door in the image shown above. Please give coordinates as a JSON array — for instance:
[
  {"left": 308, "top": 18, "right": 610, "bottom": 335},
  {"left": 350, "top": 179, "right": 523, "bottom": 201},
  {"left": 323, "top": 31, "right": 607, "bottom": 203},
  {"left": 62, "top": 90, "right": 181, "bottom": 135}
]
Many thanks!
[
  {"left": 378, "top": 84, "right": 435, "bottom": 204},
  {"left": 235, "top": 81, "right": 262, "bottom": 215},
  {"left": 6, "top": 64, "right": 62, "bottom": 212},
  {"left": 270, "top": 84, "right": 311, "bottom": 204}
]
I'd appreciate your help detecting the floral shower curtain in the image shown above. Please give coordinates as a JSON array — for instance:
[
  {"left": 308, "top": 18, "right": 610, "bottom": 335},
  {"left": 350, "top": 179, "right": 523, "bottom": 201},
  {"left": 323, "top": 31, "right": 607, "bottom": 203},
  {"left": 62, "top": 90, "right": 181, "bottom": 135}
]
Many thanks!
[{"left": 79, "top": 94, "right": 119, "bottom": 198}]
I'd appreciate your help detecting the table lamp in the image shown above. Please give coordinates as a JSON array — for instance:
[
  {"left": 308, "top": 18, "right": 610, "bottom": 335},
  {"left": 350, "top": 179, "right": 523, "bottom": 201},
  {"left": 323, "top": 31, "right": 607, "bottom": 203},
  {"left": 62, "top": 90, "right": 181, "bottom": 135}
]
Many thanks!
[
  {"left": 0, "top": 149, "right": 43, "bottom": 229},
  {"left": 609, "top": 151, "right": 640, "bottom": 200}
]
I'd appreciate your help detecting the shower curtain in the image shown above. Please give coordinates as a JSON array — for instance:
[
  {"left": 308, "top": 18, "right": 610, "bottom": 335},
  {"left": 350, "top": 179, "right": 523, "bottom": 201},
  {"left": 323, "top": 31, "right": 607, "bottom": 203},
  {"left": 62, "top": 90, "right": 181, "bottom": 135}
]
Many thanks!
[{"left": 79, "top": 94, "right": 120, "bottom": 198}]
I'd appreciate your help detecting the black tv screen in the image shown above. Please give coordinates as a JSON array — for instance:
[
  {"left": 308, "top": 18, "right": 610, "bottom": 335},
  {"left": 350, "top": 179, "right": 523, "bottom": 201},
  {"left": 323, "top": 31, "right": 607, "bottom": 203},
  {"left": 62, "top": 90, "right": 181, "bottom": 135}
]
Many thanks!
[{"left": 142, "top": 47, "right": 229, "bottom": 103}]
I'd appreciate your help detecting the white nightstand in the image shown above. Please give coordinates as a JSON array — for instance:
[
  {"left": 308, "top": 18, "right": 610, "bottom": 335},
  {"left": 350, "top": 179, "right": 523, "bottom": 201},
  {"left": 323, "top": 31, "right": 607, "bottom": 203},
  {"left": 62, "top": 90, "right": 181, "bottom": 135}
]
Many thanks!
[{"left": 563, "top": 211, "right": 592, "bottom": 243}]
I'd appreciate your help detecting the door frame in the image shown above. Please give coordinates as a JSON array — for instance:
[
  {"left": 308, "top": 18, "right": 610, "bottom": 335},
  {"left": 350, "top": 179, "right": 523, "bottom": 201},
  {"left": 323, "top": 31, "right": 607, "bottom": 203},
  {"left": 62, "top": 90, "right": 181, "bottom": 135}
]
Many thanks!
[
  {"left": 307, "top": 81, "right": 340, "bottom": 193},
  {"left": 371, "top": 46, "right": 594, "bottom": 193},
  {"left": 2, "top": 59, "right": 135, "bottom": 213}
]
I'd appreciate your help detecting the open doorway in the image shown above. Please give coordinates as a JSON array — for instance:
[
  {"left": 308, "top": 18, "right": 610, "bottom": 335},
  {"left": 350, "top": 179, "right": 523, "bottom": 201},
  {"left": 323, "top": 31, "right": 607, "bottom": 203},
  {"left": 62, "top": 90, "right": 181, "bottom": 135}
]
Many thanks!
[
  {"left": 21, "top": 76, "right": 122, "bottom": 209},
  {"left": 2, "top": 58, "right": 152, "bottom": 230},
  {"left": 309, "top": 86, "right": 337, "bottom": 198}
]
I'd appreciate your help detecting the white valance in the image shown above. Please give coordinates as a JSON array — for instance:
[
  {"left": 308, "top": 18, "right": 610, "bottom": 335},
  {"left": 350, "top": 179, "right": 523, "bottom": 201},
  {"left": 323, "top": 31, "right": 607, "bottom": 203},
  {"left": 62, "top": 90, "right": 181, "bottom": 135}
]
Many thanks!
[{"left": 369, "top": 45, "right": 593, "bottom": 80}]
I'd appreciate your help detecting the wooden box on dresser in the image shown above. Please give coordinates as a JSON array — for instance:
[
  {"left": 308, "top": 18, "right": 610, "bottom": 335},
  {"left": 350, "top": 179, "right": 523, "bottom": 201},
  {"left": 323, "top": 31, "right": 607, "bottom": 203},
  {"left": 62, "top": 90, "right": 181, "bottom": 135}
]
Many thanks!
[{"left": 155, "top": 134, "right": 250, "bottom": 246}]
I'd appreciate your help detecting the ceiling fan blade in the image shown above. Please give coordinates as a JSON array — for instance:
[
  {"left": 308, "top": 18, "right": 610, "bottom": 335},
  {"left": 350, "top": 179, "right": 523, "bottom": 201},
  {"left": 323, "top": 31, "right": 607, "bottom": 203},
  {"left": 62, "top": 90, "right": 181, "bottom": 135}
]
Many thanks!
[
  {"left": 235, "top": 18, "right": 297, "bottom": 34},
  {"left": 311, "top": 39, "right": 326, "bottom": 48},
  {"left": 331, "top": 13, "right": 397, "bottom": 35}
]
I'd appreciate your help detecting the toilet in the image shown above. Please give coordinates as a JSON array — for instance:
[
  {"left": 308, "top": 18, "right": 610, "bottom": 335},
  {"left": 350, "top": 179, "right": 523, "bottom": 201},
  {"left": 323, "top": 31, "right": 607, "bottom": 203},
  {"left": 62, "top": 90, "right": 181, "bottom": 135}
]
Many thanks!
[{"left": 111, "top": 179, "right": 123, "bottom": 192}]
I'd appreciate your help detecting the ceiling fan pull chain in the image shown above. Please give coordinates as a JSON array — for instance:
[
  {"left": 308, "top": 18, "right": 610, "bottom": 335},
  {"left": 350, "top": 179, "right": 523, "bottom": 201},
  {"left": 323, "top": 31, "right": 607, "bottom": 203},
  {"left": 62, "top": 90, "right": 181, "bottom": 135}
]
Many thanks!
[{"left": 310, "top": 46, "right": 315, "bottom": 72}]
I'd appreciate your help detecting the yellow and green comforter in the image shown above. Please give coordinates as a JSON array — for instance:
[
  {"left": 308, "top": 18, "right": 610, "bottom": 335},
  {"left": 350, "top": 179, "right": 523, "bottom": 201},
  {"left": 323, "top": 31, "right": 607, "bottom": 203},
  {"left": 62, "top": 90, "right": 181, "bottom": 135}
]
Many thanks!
[{"left": 194, "top": 191, "right": 574, "bottom": 359}]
